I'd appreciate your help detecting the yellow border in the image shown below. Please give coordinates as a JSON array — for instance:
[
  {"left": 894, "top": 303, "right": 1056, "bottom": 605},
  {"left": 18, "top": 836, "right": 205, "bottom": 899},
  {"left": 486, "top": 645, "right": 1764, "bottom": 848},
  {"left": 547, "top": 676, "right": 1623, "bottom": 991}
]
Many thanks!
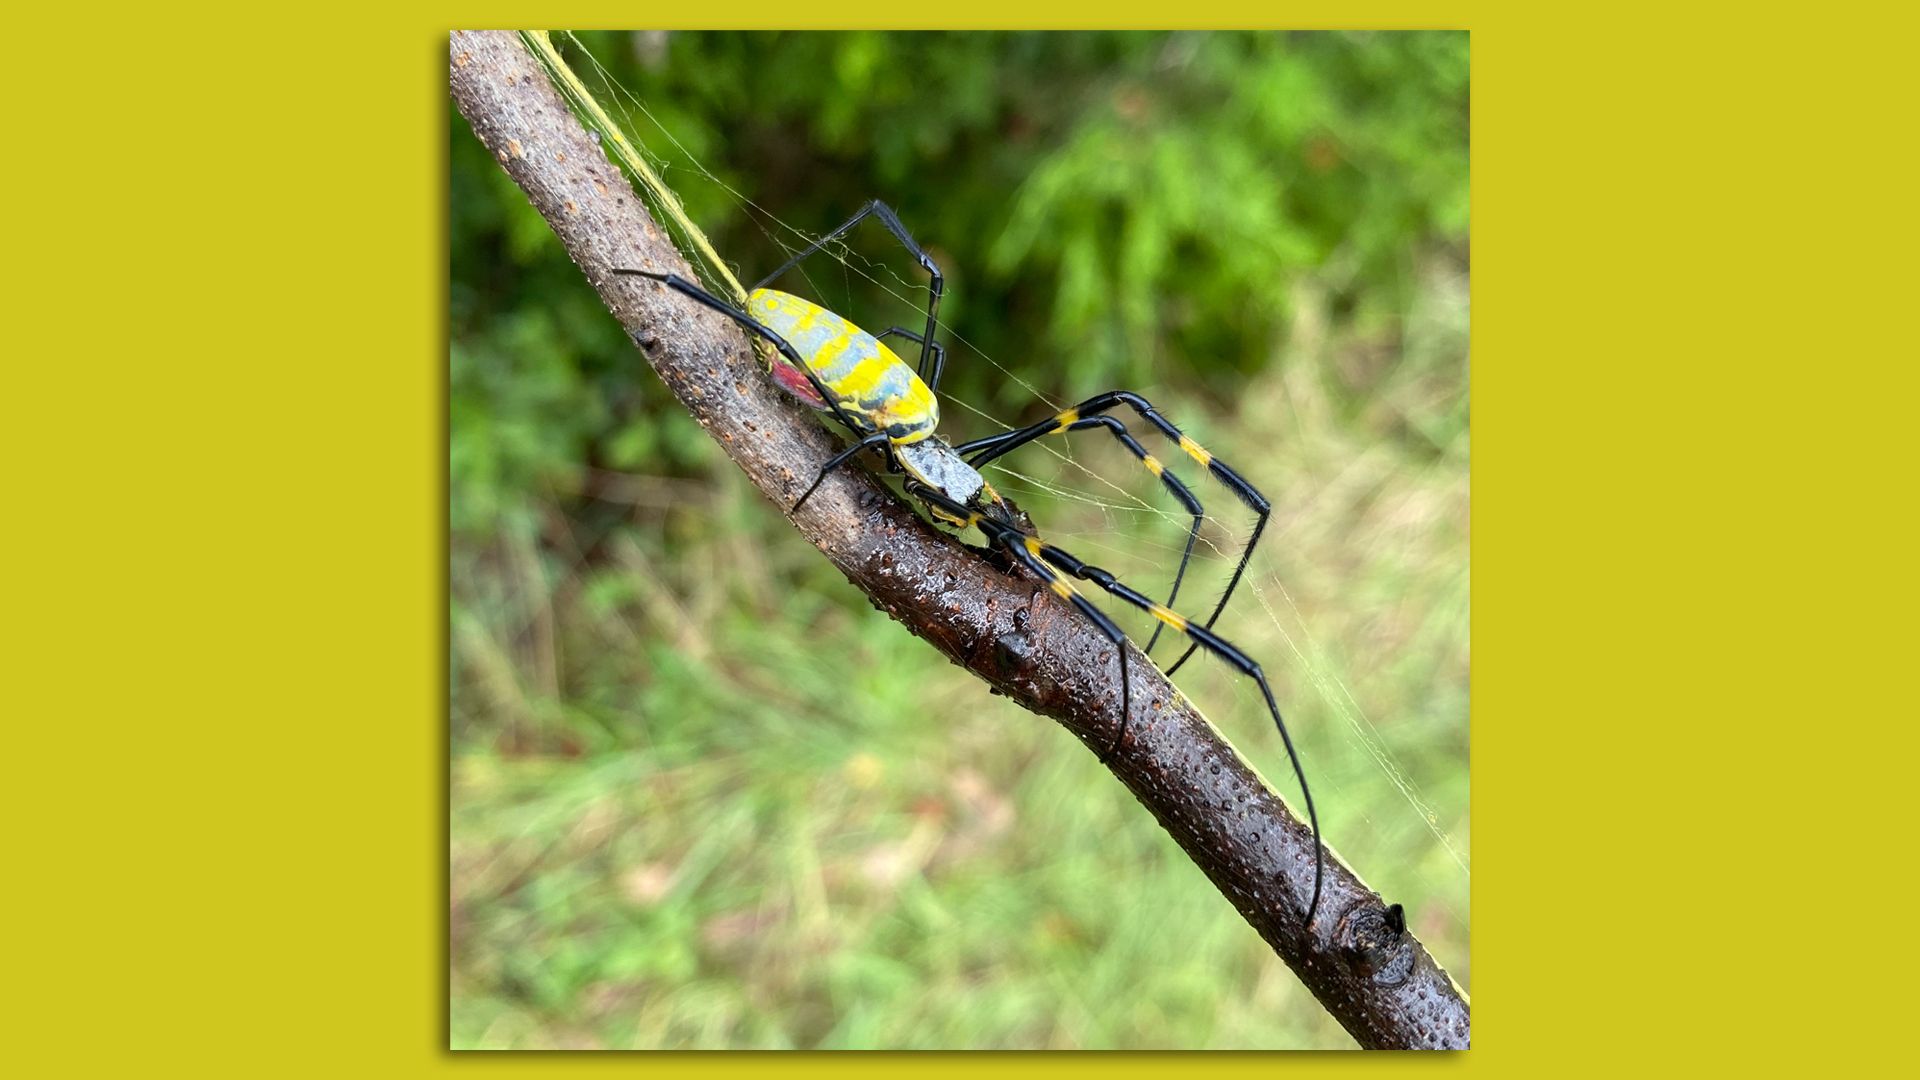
[{"left": 10, "top": 5, "right": 1908, "bottom": 1074}]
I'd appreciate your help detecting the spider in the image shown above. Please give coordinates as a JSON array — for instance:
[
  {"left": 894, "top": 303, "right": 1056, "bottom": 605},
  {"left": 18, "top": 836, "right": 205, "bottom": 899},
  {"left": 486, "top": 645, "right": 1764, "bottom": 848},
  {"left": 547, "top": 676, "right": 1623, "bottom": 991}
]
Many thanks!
[{"left": 614, "top": 200, "right": 1319, "bottom": 923}]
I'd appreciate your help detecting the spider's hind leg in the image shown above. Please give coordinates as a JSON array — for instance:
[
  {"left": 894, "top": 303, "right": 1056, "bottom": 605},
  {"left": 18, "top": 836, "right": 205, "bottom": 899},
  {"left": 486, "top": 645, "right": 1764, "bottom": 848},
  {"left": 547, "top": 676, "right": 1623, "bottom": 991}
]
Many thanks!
[
  {"left": 613, "top": 268, "right": 879, "bottom": 510},
  {"left": 792, "top": 431, "right": 891, "bottom": 513},
  {"left": 875, "top": 325, "right": 946, "bottom": 391},
  {"left": 754, "top": 200, "right": 947, "bottom": 390}
]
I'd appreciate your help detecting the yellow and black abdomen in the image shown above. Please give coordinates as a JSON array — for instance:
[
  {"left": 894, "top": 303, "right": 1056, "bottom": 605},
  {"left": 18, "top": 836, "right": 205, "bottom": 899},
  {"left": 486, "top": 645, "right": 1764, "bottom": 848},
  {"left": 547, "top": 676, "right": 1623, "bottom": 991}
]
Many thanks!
[{"left": 748, "top": 289, "right": 938, "bottom": 443}]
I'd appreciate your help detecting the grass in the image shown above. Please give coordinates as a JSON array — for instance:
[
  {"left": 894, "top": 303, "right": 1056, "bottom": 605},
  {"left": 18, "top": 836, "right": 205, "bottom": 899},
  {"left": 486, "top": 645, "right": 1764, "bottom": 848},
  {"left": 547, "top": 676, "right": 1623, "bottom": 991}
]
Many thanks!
[{"left": 449, "top": 254, "right": 1468, "bottom": 1049}]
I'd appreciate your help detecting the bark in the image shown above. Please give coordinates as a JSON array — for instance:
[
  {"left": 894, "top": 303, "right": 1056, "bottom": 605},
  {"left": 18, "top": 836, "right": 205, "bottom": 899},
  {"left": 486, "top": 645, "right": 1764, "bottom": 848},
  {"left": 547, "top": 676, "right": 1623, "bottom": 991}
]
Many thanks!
[{"left": 450, "top": 30, "right": 1469, "bottom": 1050}]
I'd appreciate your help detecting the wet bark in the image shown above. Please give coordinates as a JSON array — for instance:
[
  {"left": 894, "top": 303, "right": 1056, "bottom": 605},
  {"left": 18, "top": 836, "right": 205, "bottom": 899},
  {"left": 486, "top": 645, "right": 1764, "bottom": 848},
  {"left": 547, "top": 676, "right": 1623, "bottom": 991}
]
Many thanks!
[{"left": 450, "top": 30, "right": 1468, "bottom": 1050}]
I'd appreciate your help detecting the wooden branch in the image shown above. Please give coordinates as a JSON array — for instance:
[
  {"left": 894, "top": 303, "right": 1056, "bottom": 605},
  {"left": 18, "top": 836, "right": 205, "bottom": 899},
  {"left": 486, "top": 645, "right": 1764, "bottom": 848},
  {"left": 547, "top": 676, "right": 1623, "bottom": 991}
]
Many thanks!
[{"left": 450, "top": 30, "right": 1468, "bottom": 1050}]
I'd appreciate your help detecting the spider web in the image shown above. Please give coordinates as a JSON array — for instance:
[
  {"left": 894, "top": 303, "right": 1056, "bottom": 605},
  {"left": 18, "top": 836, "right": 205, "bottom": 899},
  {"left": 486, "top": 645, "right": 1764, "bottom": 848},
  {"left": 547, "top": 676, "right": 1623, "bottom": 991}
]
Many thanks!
[{"left": 535, "top": 32, "right": 1469, "bottom": 939}]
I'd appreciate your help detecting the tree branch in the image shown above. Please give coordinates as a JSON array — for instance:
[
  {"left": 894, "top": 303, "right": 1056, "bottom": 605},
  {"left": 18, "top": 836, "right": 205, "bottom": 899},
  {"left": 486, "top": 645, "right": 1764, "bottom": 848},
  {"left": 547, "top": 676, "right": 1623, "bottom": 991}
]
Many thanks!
[{"left": 450, "top": 30, "right": 1467, "bottom": 1050}]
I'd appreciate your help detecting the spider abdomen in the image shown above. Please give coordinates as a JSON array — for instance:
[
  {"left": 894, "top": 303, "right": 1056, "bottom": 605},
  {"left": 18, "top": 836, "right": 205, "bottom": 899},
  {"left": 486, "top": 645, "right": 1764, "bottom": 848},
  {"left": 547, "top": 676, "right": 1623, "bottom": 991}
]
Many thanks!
[{"left": 748, "top": 288, "right": 938, "bottom": 442}]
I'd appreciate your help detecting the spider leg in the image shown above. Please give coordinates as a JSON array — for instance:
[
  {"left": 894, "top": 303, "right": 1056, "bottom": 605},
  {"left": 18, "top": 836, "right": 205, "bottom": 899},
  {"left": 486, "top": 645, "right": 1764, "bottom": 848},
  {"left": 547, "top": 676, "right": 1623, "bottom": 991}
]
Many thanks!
[
  {"left": 874, "top": 326, "right": 945, "bottom": 392},
  {"left": 612, "top": 269, "right": 869, "bottom": 440},
  {"left": 959, "top": 391, "right": 1271, "bottom": 677},
  {"left": 960, "top": 416, "right": 1203, "bottom": 657},
  {"left": 754, "top": 200, "right": 947, "bottom": 391},
  {"left": 907, "top": 475, "right": 1320, "bottom": 925},
  {"left": 615, "top": 269, "right": 892, "bottom": 514},
  {"left": 1028, "top": 539, "right": 1322, "bottom": 928},
  {"left": 903, "top": 481, "right": 1131, "bottom": 766},
  {"left": 792, "top": 430, "right": 891, "bottom": 513},
  {"left": 997, "top": 533, "right": 1133, "bottom": 767}
]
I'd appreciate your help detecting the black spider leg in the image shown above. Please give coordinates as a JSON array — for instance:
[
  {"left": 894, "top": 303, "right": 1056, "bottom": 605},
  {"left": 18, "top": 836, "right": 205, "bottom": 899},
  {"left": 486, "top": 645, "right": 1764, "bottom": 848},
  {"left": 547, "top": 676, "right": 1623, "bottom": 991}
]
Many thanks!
[
  {"left": 753, "top": 200, "right": 946, "bottom": 391},
  {"left": 903, "top": 481, "right": 1132, "bottom": 766},
  {"left": 873, "top": 327, "right": 945, "bottom": 392},
  {"left": 793, "top": 431, "right": 890, "bottom": 513},
  {"left": 611, "top": 269, "right": 879, "bottom": 510},
  {"left": 957, "top": 391, "right": 1272, "bottom": 677},
  {"left": 959, "top": 417, "right": 1203, "bottom": 656},
  {"left": 1029, "top": 540, "right": 1322, "bottom": 927}
]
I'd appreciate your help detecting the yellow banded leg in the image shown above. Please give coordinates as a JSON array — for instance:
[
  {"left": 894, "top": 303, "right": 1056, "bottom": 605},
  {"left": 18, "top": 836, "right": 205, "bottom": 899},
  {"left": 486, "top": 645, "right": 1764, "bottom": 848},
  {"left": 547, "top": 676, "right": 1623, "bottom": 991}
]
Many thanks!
[
  {"left": 1021, "top": 535, "right": 1323, "bottom": 927},
  {"left": 961, "top": 409, "right": 1207, "bottom": 655}
]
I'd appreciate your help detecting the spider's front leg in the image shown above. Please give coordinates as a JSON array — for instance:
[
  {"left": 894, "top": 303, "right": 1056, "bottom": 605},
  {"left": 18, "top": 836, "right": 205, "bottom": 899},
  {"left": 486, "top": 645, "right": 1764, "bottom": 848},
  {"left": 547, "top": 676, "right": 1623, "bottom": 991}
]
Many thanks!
[
  {"left": 904, "top": 480, "right": 1133, "bottom": 763},
  {"left": 1025, "top": 537, "right": 1323, "bottom": 927},
  {"left": 907, "top": 477, "right": 1321, "bottom": 925},
  {"left": 957, "top": 409, "right": 1206, "bottom": 656},
  {"left": 959, "top": 390, "right": 1273, "bottom": 676}
]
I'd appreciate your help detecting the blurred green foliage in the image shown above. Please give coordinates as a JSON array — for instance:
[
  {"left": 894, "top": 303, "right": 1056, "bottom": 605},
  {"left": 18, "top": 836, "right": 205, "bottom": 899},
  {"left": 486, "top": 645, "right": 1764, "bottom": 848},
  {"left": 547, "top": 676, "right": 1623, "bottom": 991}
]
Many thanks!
[{"left": 451, "top": 30, "right": 1468, "bottom": 1050}]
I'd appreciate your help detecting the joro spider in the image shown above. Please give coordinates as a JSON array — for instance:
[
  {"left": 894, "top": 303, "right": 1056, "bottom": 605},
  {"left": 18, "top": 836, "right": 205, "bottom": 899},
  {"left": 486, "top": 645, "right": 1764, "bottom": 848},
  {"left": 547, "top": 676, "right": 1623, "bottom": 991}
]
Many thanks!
[{"left": 615, "top": 200, "right": 1320, "bottom": 923}]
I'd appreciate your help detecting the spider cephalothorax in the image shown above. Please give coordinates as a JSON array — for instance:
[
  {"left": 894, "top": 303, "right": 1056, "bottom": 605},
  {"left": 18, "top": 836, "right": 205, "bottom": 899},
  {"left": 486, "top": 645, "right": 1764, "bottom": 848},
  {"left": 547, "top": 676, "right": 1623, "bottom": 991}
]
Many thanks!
[{"left": 615, "top": 200, "right": 1319, "bottom": 925}]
